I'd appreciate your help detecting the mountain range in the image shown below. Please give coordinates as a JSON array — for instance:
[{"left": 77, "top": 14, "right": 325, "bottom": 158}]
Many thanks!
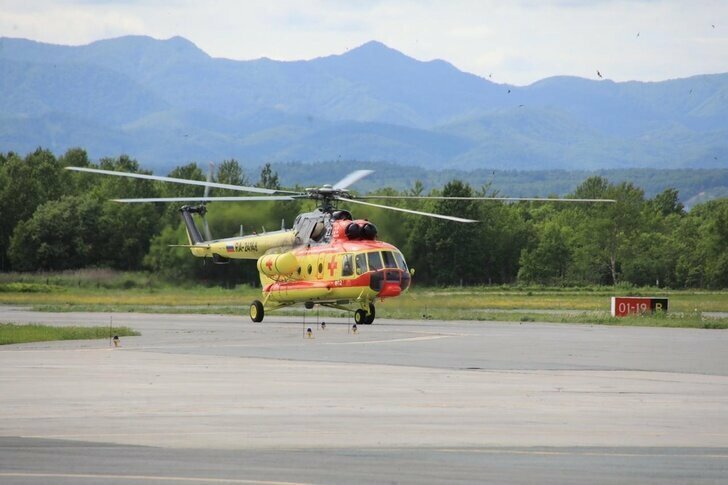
[{"left": 1, "top": 35, "right": 726, "bottom": 173}]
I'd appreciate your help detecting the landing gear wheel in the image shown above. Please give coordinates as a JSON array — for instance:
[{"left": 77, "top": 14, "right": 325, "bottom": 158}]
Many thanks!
[
  {"left": 250, "top": 300, "right": 264, "bottom": 323},
  {"left": 364, "top": 303, "right": 375, "bottom": 325},
  {"left": 354, "top": 304, "right": 375, "bottom": 325},
  {"left": 354, "top": 309, "right": 366, "bottom": 325}
]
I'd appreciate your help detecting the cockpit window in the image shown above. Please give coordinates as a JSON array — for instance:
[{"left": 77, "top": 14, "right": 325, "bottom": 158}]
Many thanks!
[
  {"left": 355, "top": 253, "right": 367, "bottom": 275},
  {"left": 367, "top": 251, "right": 383, "bottom": 271},
  {"left": 342, "top": 254, "right": 354, "bottom": 277},
  {"left": 394, "top": 252, "right": 408, "bottom": 271},
  {"left": 382, "top": 251, "right": 397, "bottom": 268}
]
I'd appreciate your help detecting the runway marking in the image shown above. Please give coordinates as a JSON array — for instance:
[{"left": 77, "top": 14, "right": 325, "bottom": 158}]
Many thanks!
[
  {"left": 0, "top": 472, "right": 309, "bottom": 484},
  {"left": 436, "top": 448, "right": 728, "bottom": 458},
  {"left": 324, "top": 335, "right": 452, "bottom": 345}
]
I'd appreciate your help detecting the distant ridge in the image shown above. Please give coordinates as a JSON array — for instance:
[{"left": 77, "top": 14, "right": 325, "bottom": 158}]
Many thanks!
[{"left": 0, "top": 35, "right": 726, "bottom": 173}]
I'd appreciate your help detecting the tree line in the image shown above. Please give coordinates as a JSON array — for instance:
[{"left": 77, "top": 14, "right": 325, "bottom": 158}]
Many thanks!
[{"left": 1, "top": 148, "right": 726, "bottom": 289}]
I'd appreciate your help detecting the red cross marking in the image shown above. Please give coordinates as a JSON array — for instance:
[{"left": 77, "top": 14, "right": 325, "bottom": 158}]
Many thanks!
[
  {"left": 265, "top": 259, "right": 273, "bottom": 271},
  {"left": 328, "top": 257, "right": 338, "bottom": 276}
]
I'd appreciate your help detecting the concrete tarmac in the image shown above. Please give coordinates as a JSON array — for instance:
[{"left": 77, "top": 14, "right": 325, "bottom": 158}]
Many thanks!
[{"left": 1, "top": 305, "right": 727, "bottom": 483}]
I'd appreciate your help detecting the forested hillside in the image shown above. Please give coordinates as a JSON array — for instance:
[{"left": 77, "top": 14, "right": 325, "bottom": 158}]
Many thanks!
[
  {"left": 271, "top": 161, "right": 728, "bottom": 207},
  {"left": 1, "top": 36, "right": 726, "bottom": 172},
  {"left": 1, "top": 148, "right": 726, "bottom": 289}
]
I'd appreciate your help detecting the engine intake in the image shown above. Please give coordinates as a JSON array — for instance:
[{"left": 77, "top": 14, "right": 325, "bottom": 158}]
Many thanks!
[
  {"left": 345, "top": 222, "right": 361, "bottom": 239},
  {"left": 361, "top": 223, "right": 378, "bottom": 239},
  {"left": 345, "top": 222, "right": 378, "bottom": 240}
]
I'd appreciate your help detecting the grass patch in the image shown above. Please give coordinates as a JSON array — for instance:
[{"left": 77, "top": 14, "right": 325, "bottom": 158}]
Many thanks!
[
  {"left": 473, "top": 311, "right": 728, "bottom": 329},
  {"left": 0, "top": 282, "right": 63, "bottom": 293},
  {"left": 4, "top": 285, "right": 728, "bottom": 313},
  {"left": 1, "top": 270, "right": 727, "bottom": 330},
  {"left": 0, "top": 323, "right": 140, "bottom": 345}
]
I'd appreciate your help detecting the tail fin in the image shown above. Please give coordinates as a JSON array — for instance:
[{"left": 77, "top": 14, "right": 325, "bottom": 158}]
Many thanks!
[{"left": 179, "top": 205, "right": 205, "bottom": 244}]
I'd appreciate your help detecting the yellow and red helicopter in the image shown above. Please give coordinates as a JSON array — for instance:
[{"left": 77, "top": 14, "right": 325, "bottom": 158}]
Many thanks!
[{"left": 67, "top": 166, "right": 613, "bottom": 324}]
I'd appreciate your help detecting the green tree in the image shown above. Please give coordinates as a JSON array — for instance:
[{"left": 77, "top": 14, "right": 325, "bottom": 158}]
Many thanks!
[
  {"left": 688, "top": 199, "right": 728, "bottom": 288},
  {"left": 80, "top": 155, "right": 163, "bottom": 269},
  {"left": 163, "top": 163, "right": 205, "bottom": 198},
  {"left": 518, "top": 219, "right": 573, "bottom": 284},
  {"left": 407, "top": 180, "right": 482, "bottom": 285},
  {"left": 144, "top": 224, "right": 201, "bottom": 281},
  {"left": 158, "top": 162, "right": 205, "bottom": 226},
  {"left": 650, "top": 188, "right": 685, "bottom": 217},
  {"left": 570, "top": 178, "right": 645, "bottom": 285},
  {"left": 216, "top": 159, "right": 250, "bottom": 193},
  {"left": 257, "top": 163, "right": 280, "bottom": 190},
  {"left": 8, "top": 195, "right": 102, "bottom": 271},
  {"left": 0, "top": 148, "right": 76, "bottom": 270}
]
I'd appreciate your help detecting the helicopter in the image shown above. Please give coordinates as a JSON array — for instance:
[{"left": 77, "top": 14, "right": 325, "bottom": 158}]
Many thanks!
[{"left": 66, "top": 165, "right": 614, "bottom": 324}]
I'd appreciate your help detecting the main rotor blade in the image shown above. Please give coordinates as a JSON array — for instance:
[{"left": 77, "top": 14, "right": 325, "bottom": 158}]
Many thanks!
[
  {"left": 112, "top": 196, "right": 298, "bottom": 203},
  {"left": 356, "top": 195, "right": 616, "bottom": 203},
  {"left": 66, "top": 166, "right": 300, "bottom": 195},
  {"left": 339, "top": 197, "right": 477, "bottom": 223},
  {"left": 332, "top": 170, "right": 374, "bottom": 190}
]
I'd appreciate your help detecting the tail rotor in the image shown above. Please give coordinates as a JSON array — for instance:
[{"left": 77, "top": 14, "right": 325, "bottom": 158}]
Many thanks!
[{"left": 201, "top": 162, "right": 214, "bottom": 241}]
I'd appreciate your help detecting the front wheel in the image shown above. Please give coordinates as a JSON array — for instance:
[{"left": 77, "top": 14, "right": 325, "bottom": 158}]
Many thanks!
[
  {"left": 354, "top": 309, "right": 366, "bottom": 325},
  {"left": 250, "top": 300, "right": 264, "bottom": 323},
  {"left": 364, "top": 303, "right": 375, "bottom": 325}
]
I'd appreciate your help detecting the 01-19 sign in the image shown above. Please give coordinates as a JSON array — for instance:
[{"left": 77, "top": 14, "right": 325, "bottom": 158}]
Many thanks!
[{"left": 611, "top": 297, "right": 669, "bottom": 317}]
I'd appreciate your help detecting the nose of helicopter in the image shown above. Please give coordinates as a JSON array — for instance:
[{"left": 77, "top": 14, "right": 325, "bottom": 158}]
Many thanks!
[
  {"left": 376, "top": 269, "right": 410, "bottom": 298},
  {"left": 379, "top": 281, "right": 401, "bottom": 298}
]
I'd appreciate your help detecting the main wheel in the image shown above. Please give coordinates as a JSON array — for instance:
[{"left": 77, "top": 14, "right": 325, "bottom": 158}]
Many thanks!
[
  {"left": 364, "top": 303, "right": 375, "bottom": 325},
  {"left": 250, "top": 300, "right": 264, "bottom": 323},
  {"left": 354, "top": 309, "right": 366, "bottom": 325}
]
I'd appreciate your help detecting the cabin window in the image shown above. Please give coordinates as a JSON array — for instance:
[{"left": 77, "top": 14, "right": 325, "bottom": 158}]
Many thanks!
[
  {"left": 355, "top": 253, "right": 367, "bottom": 275},
  {"left": 307, "top": 264, "right": 312, "bottom": 275},
  {"left": 394, "top": 252, "right": 408, "bottom": 271},
  {"left": 318, "top": 262, "right": 323, "bottom": 274},
  {"left": 342, "top": 254, "right": 354, "bottom": 277},
  {"left": 367, "top": 251, "right": 383, "bottom": 271},
  {"left": 382, "top": 251, "right": 397, "bottom": 269}
]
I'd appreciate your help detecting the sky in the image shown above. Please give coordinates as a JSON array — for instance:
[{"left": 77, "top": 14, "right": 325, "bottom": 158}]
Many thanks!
[{"left": 1, "top": 0, "right": 726, "bottom": 86}]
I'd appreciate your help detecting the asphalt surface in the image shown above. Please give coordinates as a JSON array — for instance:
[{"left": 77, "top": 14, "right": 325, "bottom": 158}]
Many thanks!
[{"left": 1, "top": 305, "right": 727, "bottom": 484}]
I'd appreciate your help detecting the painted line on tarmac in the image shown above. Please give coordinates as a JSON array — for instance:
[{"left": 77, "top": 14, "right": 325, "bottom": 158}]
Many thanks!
[
  {"left": 436, "top": 448, "right": 728, "bottom": 458},
  {"left": 324, "top": 335, "right": 452, "bottom": 345},
  {"left": 0, "top": 472, "right": 308, "bottom": 484}
]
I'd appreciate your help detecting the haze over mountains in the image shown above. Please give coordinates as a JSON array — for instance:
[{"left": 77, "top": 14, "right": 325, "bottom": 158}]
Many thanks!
[{"left": 0, "top": 35, "right": 726, "bottom": 173}]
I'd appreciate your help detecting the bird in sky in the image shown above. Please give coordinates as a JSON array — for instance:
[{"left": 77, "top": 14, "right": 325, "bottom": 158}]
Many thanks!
[
  {"left": 636, "top": 32, "right": 640, "bottom": 37},
  {"left": 507, "top": 89, "right": 511, "bottom": 94},
  {"left": 597, "top": 70, "right": 603, "bottom": 78}
]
